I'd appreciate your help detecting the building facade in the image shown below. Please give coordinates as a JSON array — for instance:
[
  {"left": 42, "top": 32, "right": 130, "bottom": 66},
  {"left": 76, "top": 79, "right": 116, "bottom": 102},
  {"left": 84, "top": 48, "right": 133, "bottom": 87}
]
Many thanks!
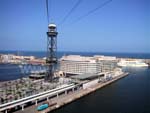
[{"left": 59, "top": 55, "right": 118, "bottom": 75}]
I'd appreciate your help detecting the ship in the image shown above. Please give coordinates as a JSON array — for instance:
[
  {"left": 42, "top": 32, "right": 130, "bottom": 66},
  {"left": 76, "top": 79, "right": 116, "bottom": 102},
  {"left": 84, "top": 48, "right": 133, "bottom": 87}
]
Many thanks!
[{"left": 117, "top": 59, "right": 148, "bottom": 67}]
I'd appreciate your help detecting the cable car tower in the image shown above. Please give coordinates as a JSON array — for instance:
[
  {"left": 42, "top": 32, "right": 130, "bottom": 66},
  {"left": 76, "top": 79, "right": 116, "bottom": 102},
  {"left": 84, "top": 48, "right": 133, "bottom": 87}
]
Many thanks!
[{"left": 46, "top": 23, "right": 58, "bottom": 81}]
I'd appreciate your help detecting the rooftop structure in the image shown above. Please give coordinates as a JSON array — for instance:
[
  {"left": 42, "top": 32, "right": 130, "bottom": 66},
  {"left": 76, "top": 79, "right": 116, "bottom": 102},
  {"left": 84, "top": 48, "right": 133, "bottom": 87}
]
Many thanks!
[
  {"left": 48, "top": 23, "right": 57, "bottom": 28},
  {"left": 70, "top": 73, "right": 104, "bottom": 80}
]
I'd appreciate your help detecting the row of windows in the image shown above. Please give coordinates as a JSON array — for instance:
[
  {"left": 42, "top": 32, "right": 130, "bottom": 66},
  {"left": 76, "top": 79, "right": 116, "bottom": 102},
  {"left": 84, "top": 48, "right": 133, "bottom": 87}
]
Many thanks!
[{"left": 60, "top": 61, "right": 117, "bottom": 74}]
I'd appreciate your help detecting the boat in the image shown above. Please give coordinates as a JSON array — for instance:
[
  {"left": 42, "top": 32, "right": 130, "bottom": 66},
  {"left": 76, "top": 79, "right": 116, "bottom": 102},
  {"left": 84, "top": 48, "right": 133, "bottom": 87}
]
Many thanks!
[{"left": 117, "top": 59, "right": 148, "bottom": 67}]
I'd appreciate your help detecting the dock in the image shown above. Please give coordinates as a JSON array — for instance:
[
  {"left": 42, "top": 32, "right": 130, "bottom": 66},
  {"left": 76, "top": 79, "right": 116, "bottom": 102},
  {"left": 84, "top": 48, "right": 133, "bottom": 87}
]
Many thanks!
[
  {"left": 0, "top": 73, "right": 128, "bottom": 113},
  {"left": 38, "top": 72, "right": 129, "bottom": 113}
]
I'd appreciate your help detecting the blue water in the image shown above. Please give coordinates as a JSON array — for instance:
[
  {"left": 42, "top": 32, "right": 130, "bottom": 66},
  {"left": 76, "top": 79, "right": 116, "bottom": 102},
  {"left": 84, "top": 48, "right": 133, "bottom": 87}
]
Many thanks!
[
  {"left": 0, "top": 64, "right": 26, "bottom": 81},
  {"left": 51, "top": 67, "right": 150, "bottom": 113}
]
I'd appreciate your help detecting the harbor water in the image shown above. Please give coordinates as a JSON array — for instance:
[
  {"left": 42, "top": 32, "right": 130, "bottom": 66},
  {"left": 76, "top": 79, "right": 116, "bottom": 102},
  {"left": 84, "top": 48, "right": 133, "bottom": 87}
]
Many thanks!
[{"left": 51, "top": 67, "right": 150, "bottom": 113}]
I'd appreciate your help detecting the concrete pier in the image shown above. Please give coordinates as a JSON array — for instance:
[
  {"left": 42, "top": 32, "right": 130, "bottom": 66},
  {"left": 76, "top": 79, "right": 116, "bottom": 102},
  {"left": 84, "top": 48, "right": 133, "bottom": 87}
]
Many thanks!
[
  {"left": 38, "top": 72, "right": 129, "bottom": 113},
  {"left": 4, "top": 73, "right": 128, "bottom": 113}
]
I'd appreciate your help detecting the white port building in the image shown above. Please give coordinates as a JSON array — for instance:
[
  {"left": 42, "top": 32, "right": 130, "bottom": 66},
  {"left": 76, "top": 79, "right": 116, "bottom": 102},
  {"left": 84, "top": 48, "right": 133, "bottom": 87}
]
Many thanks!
[{"left": 59, "top": 55, "right": 118, "bottom": 75}]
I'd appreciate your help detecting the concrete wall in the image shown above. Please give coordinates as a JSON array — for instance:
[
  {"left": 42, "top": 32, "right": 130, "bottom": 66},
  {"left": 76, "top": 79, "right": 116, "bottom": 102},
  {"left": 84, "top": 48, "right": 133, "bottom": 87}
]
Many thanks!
[{"left": 83, "top": 79, "right": 99, "bottom": 89}]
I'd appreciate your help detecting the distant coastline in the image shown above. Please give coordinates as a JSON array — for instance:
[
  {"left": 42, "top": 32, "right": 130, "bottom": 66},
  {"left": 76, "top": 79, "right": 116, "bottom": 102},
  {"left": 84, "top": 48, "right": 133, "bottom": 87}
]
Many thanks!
[
  {"left": 0, "top": 50, "right": 150, "bottom": 59},
  {"left": 0, "top": 51, "right": 150, "bottom": 81}
]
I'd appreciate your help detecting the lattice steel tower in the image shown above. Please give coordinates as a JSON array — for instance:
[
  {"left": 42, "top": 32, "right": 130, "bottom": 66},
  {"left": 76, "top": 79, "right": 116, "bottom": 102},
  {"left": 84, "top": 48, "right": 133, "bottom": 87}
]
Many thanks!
[{"left": 46, "top": 23, "right": 58, "bottom": 81}]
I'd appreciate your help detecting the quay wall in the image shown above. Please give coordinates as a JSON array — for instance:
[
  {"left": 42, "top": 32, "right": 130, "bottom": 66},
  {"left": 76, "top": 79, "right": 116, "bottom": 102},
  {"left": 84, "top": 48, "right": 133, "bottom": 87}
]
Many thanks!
[{"left": 41, "top": 72, "right": 129, "bottom": 113}]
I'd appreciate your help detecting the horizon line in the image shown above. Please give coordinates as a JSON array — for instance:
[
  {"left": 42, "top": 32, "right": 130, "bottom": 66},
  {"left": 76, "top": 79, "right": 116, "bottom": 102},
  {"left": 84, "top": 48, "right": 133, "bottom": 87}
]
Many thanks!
[{"left": 0, "top": 50, "right": 150, "bottom": 54}]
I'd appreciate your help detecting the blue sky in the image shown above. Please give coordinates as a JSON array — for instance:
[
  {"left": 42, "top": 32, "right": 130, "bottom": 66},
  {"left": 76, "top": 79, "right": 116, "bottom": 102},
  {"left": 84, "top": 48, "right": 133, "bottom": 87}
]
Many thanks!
[{"left": 0, "top": 0, "right": 149, "bottom": 53}]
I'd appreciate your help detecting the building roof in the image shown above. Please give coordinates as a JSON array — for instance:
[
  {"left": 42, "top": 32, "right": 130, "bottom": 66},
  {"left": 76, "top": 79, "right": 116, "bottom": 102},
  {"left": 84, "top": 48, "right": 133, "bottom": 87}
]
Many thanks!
[
  {"left": 70, "top": 73, "right": 104, "bottom": 80},
  {"left": 60, "top": 55, "right": 117, "bottom": 62},
  {"left": 48, "top": 23, "right": 56, "bottom": 28}
]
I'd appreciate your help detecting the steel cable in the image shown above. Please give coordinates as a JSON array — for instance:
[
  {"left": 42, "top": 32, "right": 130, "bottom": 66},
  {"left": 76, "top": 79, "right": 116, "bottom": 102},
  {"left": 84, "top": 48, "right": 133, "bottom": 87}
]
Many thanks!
[
  {"left": 71, "top": 0, "right": 112, "bottom": 24},
  {"left": 59, "top": 0, "right": 82, "bottom": 26}
]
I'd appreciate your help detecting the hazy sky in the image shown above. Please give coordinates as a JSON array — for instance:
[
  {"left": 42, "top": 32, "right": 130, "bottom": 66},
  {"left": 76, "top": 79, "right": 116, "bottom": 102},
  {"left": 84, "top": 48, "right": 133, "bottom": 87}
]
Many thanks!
[{"left": 0, "top": 0, "right": 149, "bottom": 53}]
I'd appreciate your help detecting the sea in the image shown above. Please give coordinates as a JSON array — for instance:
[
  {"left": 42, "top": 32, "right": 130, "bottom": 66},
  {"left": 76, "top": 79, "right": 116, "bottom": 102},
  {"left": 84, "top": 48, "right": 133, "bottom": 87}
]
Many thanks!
[{"left": 0, "top": 51, "right": 150, "bottom": 113}]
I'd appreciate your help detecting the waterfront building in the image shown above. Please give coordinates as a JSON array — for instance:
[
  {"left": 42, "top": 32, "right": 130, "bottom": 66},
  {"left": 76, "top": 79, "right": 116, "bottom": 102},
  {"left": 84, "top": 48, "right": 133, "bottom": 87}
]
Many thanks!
[
  {"left": 59, "top": 55, "right": 118, "bottom": 75},
  {"left": 0, "top": 54, "right": 13, "bottom": 63},
  {"left": 117, "top": 59, "right": 148, "bottom": 67}
]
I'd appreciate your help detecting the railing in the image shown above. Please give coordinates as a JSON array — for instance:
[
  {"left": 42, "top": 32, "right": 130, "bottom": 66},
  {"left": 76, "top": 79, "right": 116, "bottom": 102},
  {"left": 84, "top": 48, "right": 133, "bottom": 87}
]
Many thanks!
[{"left": 0, "top": 83, "right": 76, "bottom": 111}]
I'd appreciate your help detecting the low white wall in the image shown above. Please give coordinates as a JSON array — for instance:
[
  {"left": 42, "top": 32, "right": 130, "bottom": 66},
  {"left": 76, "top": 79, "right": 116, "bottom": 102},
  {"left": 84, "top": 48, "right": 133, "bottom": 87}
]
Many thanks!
[{"left": 83, "top": 79, "right": 99, "bottom": 89}]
